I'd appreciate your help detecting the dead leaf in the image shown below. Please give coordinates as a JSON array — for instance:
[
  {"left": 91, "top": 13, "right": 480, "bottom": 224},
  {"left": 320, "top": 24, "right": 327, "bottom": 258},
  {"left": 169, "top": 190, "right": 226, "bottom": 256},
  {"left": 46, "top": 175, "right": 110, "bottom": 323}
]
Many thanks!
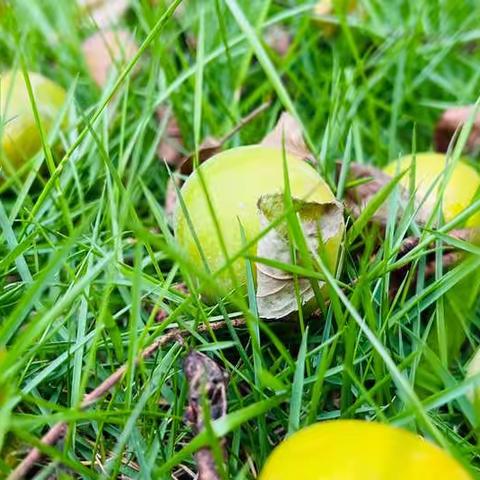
[
  {"left": 82, "top": 29, "right": 138, "bottom": 88},
  {"left": 341, "top": 162, "right": 432, "bottom": 226},
  {"left": 434, "top": 105, "right": 480, "bottom": 154},
  {"left": 184, "top": 351, "right": 228, "bottom": 480},
  {"left": 78, "top": 0, "right": 129, "bottom": 28},
  {"left": 256, "top": 194, "right": 344, "bottom": 319},
  {"left": 156, "top": 106, "right": 185, "bottom": 167},
  {"left": 260, "top": 112, "right": 312, "bottom": 161},
  {"left": 389, "top": 228, "right": 480, "bottom": 298},
  {"left": 264, "top": 25, "right": 292, "bottom": 57},
  {"left": 179, "top": 137, "right": 222, "bottom": 176}
]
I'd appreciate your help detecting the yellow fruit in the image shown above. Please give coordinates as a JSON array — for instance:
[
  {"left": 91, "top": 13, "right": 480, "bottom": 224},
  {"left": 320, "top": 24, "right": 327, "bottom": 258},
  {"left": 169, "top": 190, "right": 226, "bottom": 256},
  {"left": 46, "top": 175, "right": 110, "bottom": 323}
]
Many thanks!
[
  {"left": 313, "top": 0, "right": 358, "bottom": 37},
  {"left": 174, "top": 145, "right": 342, "bottom": 299},
  {"left": 383, "top": 152, "right": 480, "bottom": 227},
  {"left": 0, "top": 70, "right": 67, "bottom": 173},
  {"left": 259, "top": 420, "right": 471, "bottom": 480},
  {"left": 466, "top": 348, "right": 480, "bottom": 405}
]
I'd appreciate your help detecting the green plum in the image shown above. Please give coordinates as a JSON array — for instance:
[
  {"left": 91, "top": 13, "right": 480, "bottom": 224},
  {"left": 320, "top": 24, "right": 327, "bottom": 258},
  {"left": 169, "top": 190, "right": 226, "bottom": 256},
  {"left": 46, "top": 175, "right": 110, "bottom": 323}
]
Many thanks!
[
  {"left": 1, "top": 70, "right": 67, "bottom": 174},
  {"left": 174, "top": 145, "right": 343, "bottom": 300}
]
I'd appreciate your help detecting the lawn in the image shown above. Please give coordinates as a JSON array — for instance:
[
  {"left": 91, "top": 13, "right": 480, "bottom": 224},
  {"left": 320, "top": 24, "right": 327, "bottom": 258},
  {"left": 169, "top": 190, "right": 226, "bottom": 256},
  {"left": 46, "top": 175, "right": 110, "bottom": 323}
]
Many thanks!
[{"left": 1, "top": 0, "right": 480, "bottom": 478}]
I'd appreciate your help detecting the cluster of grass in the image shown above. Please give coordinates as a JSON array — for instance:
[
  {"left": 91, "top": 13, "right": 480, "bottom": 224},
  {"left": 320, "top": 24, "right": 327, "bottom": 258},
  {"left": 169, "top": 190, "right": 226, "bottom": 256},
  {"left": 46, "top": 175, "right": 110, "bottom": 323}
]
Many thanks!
[{"left": 1, "top": 0, "right": 480, "bottom": 478}]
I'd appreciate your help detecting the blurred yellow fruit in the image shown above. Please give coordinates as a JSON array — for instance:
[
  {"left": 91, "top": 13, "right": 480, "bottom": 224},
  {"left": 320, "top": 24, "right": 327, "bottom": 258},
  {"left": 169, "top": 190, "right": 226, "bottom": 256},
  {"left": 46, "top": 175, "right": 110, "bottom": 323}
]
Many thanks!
[
  {"left": 313, "top": 0, "right": 357, "bottom": 37},
  {"left": 467, "top": 348, "right": 480, "bottom": 405},
  {"left": 0, "top": 70, "right": 67, "bottom": 173},
  {"left": 174, "top": 145, "right": 342, "bottom": 299},
  {"left": 259, "top": 420, "right": 471, "bottom": 480},
  {"left": 383, "top": 152, "right": 480, "bottom": 227}
]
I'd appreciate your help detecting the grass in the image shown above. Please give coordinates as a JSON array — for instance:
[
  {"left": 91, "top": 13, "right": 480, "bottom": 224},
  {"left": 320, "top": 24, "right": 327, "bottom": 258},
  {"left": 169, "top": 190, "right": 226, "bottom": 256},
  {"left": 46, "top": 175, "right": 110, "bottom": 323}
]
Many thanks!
[{"left": 2, "top": 0, "right": 480, "bottom": 478}]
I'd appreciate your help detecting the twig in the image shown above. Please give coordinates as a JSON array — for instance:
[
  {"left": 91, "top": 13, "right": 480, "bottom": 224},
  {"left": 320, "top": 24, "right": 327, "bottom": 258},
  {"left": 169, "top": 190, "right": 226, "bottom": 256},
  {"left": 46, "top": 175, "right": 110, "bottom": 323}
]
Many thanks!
[{"left": 8, "top": 318, "right": 245, "bottom": 480}]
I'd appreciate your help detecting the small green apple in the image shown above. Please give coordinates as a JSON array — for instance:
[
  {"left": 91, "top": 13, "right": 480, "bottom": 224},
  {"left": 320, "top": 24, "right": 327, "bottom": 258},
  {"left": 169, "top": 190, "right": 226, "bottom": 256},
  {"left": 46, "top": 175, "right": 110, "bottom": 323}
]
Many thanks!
[
  {"left": 174, "top": 145, "right": 343, "bottom": 300},
  {"left": 0, "top": 70, "right": 67, "bottom": 174}
]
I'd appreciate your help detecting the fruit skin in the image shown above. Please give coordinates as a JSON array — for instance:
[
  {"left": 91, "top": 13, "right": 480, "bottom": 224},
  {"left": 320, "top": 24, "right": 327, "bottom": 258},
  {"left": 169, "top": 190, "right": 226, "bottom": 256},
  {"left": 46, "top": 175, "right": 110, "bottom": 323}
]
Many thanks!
[
  {"left": 1, "top": 70, "right": 67, "bottom": 173},
  {"left": 174, "top": 145, "right": 343, "bottom": 299},
  {"left": 383, "top": 152, "right": 480, "bottom": 227},
  {"left": 259, "top": 420, "right": 471, "bottom": 480}
]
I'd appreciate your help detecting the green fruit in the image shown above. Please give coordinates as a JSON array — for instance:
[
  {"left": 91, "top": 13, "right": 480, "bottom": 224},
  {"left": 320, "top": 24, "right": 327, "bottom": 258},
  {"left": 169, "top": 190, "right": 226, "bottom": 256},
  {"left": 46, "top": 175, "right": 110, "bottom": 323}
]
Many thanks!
[
  {"left": 1, "top": 70, "right": 67, "bottom": 173},
  {"left": 174, "top": 145, "right": 343, "bottom": 299}
]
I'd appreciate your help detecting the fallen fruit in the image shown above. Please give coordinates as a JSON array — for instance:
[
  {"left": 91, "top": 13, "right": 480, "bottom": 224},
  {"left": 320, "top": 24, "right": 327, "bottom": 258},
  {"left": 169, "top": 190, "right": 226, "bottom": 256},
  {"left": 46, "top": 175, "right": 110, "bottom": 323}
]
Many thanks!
[
  {"left": 383, "top": 152, "right": 480, "bottom": 227},
  {"left": 174, "top": 145, "right": 343, "bottom": 301},
  {"left": 259, "top": 420, "right": 471, "bottom": 480},
  {"left": 466, "top": 348, "right": 480, "bottom": 405},
  {"left": 313, "top": 0, "right": 358, "bottom": 38},
  {"left": 0, "top": 70, "right": 67, "bottom": 173},
  {"left": 384, "top": 153, "right": 480, "bottom": 391}
]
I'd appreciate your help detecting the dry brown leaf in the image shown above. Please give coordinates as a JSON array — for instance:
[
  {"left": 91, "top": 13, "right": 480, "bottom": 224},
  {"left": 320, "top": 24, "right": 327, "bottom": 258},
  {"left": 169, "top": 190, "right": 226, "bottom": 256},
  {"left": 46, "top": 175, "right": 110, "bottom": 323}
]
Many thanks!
[
  {"left": 389, "top": 228, "right": 480, "bottom": 298},
  {"left": 179, "top": 137, "right": 222, "bottom": 176},
  {"left": 164, "top": 177, "right": 180, "bottom": 222},
  {"left": 82, "top": 29, "right": 138, "bottom": 87},
  {"left": 341, "top": 162, "right": 432, "bottom": 226},
  {"left": 260, "top": 112, "right": 312, "bottom": 161},
  {"left": 256, "top": 194, "right": 344, "bottom": 319},
  {"left": 264, "top": 25, "right": 292, "bottom": 57},
  {"left": 176, "top": 102, "right": 272, "bottom": 176},
  {"left": 78, "top": 0, "right": 129, "bottom": 28},
  {"left": 156, "top": 106, "right": 185, "bottom": 167},
  {"left": 184, "top": 351, "right": 228, "bottom": 480},
  {"left": 434, "top": 105, "right": 480, "bottom": 153}
]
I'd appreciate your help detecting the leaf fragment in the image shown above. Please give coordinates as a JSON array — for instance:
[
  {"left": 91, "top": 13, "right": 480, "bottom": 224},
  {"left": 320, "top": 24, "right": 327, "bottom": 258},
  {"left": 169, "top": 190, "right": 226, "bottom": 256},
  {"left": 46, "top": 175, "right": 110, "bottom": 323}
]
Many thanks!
[
  {"left": 260, "top": 112, "right": 311, "bottom": 161},
  {"left": 82, "top": 29, "right": 138, "bottom": 88},
  {"left": 434, "top": 105, "right": 480, "bottom": 154},
  {"left": 78, "top": 0, "right": 129, "bottom": 28},
  {"left": 264, "top": 25, "right": 292, "bottom": 57},
  {"left": 341, "top": 162, "right": 432, "bottom": 227},
  {"left": 156, "top": 106, "right": 185, "bottom": 167},
  {"left": 256, "top": 194, "right": 344, "bottom": 319}
]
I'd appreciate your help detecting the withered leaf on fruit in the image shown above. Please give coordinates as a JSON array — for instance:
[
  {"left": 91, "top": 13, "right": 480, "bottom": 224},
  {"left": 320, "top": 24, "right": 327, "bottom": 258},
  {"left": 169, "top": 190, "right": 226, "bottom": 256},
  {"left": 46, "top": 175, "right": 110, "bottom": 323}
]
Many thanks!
[{"left": 256, "top": 194, "right": 343, "bottom": 319}]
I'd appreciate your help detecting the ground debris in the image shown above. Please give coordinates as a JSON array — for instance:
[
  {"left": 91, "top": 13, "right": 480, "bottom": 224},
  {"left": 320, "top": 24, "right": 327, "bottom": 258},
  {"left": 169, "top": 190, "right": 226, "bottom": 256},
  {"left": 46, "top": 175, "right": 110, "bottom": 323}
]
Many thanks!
[
  {"left": 184, "top": 351, "right": 228, "bottom": 480},
  {"left": 389, "top": 228, "right": 479, "bottom": 298},
  {"left": 434, "top": 105, "right": 480, "bottom": 154},
  {"left": 82, "top": 29, "right": 138, "bottom": 87}
]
